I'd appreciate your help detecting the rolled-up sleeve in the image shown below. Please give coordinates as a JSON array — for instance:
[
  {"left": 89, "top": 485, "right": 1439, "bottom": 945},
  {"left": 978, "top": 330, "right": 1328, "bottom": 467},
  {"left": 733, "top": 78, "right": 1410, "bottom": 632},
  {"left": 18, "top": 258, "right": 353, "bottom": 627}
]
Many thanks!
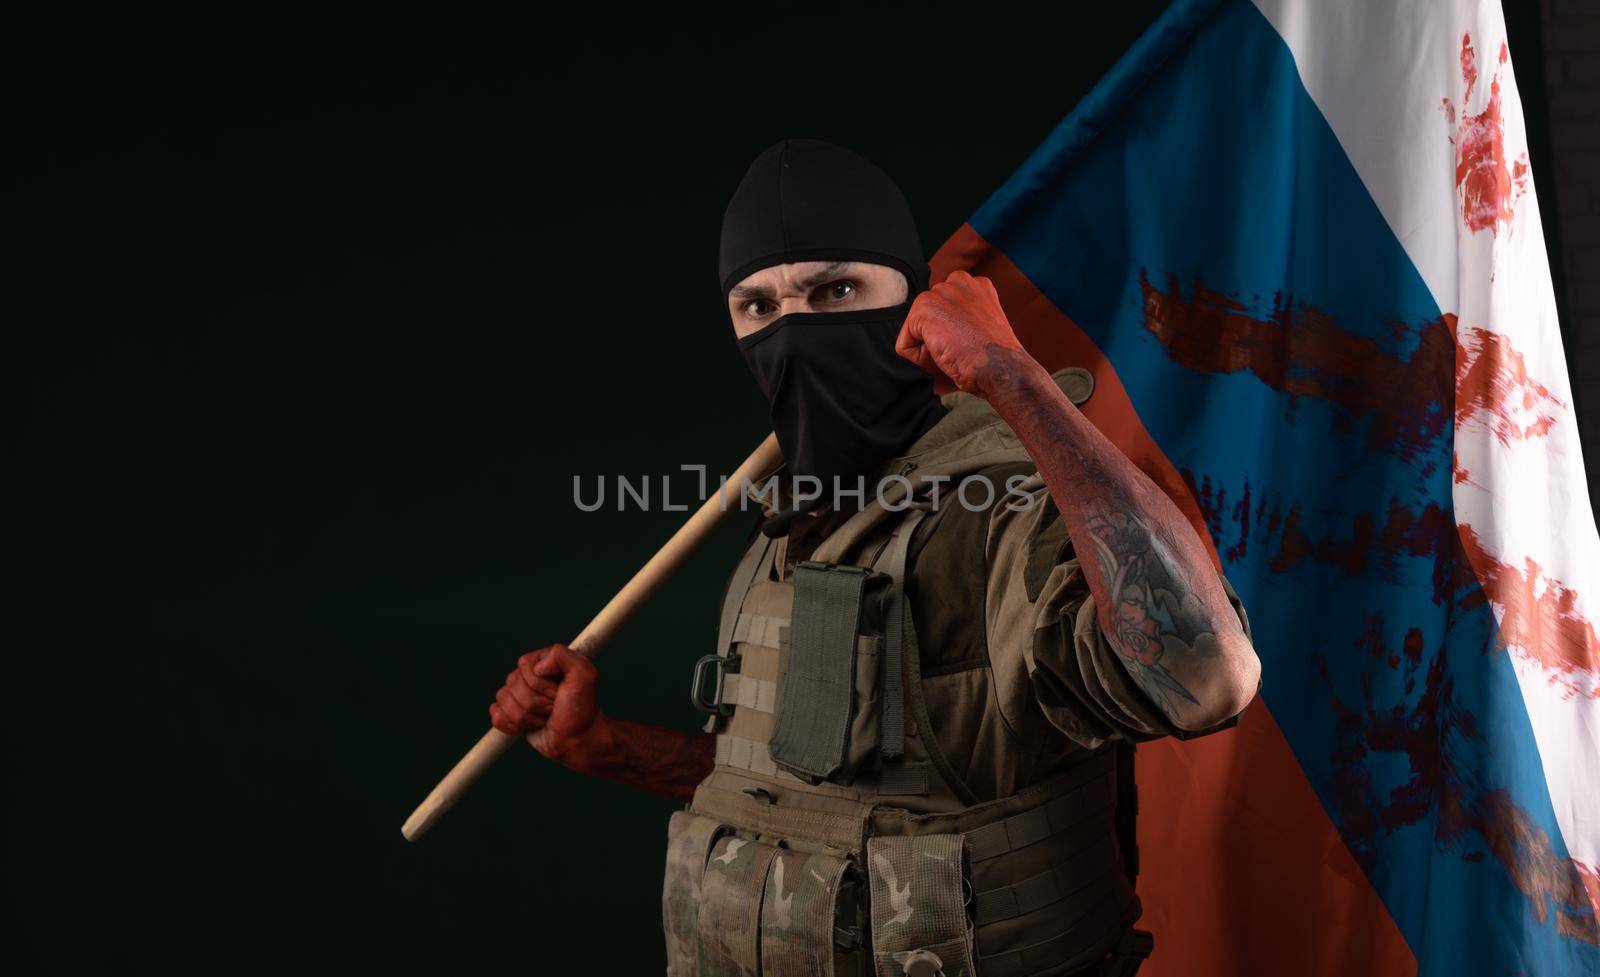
[{"left": 984, "top": 483, "right": 1252, "bottom": 748}]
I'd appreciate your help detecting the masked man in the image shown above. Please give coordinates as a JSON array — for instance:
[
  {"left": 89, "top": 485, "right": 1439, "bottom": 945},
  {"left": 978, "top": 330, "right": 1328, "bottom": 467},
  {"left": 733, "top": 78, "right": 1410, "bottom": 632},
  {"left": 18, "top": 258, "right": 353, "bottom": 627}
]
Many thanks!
[{"left": 490, "top": 140, "right": 1259, "bottom": 977}]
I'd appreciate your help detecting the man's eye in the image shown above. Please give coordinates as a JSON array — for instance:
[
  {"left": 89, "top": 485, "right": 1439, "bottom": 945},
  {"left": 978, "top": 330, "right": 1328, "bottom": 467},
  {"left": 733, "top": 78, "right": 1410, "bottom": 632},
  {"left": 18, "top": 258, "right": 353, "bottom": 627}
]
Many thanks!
[
  {"left": 743, "top": 300, "right": 776, "bottom": 318},
  {"left": 819, "top": 281, "right": 855, "bottom": 303}
]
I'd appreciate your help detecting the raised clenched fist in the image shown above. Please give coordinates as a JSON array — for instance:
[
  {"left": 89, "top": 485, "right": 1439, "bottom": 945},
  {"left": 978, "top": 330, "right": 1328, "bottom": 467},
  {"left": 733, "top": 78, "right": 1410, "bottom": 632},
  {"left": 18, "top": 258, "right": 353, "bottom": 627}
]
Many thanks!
[
  {"left": 895, "top": 270, "right": 1033, "bottom": 399},
  {"left": 488, "top": 643, "right": 601, "bottom": 767}
]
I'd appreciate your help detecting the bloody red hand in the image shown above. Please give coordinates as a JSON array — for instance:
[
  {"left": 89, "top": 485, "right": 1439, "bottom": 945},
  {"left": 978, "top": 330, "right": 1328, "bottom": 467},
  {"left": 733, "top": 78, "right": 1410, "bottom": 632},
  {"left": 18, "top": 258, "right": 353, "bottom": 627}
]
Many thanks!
[
  {"left": 488, "top": 643, "right": 602, "bottom": 768},
  {"left": 488, "top": 643, "right": 715, "bottom": 798},
  {"left": 896, "top": 270, "right": 1035, "bottom": 399}
]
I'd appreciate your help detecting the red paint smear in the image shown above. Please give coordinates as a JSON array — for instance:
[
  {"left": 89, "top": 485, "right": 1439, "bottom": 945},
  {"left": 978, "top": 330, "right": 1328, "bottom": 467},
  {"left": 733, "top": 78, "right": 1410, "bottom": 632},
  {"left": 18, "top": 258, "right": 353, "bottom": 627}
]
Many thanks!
[
  {"left": 933, "top": 224, "right": 1416, "bottom": 977},
  {"left": 1142, "top": 273, "right": 1568, "bottom": 484},
  {"left": 1140, "top": 272, "right": 1456, "bottom": 468},
  {"left": 1450, "top": 34, "right": 1530, "bottom": 236},
  {"left": 1454, "top": 324, "right": 1564, "bottom": 447},
  {"left": 1192, "top": 479, "right": 1599, "bottom": 699},
  {"left": 1475, "top": 792, "right": 1600, "bottom": 938},
  {"left": 1452, "top": 451, "right": 1493, "bottom": 493},
  {"left": 1580, "top": 862, "right": 1600, "bottom": 921},
  {"left": 1224, "top": 477, "right": 1252, "bottom": 563},
  {"left": 1262, "top": 497, "right": 1476, "bottom": 607},
  {"left": 1184, "top": 467, "right": 1598, "bottom": 910},
  {"left": 1321, "top": 618, "right": 1600, "bottom": 941},
  {"left": 1185, "top": 471, "right": 1284, "bottom": 573},
  {"left": 1458, "top": 523, "right": 1600, "bottom": 699},
  {"left": 1188, "top": 482, "right": 1486, "bottom": 654}
]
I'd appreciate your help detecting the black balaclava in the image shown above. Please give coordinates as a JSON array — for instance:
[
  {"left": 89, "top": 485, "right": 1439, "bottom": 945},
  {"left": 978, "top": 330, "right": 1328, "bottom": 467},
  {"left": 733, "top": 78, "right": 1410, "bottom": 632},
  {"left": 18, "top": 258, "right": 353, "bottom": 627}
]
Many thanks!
[{"left": 720, "top": 139, "right": 945, "bottom": 528}]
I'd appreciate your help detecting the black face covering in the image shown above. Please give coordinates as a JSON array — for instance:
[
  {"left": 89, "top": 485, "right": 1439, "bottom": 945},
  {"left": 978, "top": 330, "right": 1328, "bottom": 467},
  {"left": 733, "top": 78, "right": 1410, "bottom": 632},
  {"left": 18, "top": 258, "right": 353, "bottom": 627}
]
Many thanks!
[
  {"left": 720, "top": 139, "right": 945, "bottom": 512},
  {"left": 737, "top": 300, "right": 945, "bottom": 489}
]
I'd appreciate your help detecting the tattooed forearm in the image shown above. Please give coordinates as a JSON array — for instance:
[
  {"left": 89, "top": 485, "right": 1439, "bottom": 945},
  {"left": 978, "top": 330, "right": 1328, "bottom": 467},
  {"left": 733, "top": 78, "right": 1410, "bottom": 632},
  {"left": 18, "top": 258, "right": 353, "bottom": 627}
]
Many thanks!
[
  {"left": 555, "top": 718, "right": 715, "bottom": 802},
  {"left": 979, "top": 344, "right": 1259, "bottom": 729}
]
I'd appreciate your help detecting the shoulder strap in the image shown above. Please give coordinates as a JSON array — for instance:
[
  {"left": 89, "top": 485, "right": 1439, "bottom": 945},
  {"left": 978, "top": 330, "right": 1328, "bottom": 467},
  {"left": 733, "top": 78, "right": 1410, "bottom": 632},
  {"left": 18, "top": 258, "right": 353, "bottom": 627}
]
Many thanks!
[
  {"left": 877, "top": 506, "right": 982, "bottom": 805},
  {"left": 716, "top": 530, "right": 774, "bottom": 660},
  {"left": 871, "top": 508, "right": 927, "bottom": 761}
]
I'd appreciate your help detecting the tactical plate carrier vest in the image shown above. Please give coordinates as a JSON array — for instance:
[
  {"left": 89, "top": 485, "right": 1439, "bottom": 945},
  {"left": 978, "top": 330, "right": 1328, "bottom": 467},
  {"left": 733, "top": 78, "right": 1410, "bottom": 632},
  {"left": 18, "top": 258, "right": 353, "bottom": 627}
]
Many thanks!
[{"left": 663, "top": 371, "right": 1149, "bottom": 977}]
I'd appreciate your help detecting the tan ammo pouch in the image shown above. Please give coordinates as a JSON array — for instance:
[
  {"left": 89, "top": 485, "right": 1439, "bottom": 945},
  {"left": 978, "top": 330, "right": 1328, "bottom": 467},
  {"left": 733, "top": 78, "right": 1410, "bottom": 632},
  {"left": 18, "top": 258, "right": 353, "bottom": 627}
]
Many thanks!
[
  {"left": 662, "top": 810, "right": 861, "bottom": 977},
  {"left": 866, "top": 834, "right": 977, "bottom": 977}
]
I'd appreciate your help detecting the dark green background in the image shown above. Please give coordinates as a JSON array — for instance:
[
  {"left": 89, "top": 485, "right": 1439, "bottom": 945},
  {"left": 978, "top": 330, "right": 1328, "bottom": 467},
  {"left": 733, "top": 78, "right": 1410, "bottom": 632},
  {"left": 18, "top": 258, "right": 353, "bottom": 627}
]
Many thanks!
[{"left": 12, "top": 6, "right": 1563, "bottom": 974}]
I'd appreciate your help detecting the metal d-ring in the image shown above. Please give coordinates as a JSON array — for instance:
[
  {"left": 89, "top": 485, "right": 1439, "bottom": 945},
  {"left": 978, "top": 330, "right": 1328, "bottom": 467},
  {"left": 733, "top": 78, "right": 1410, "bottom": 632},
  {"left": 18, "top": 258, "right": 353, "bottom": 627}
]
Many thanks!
[{"left": 690, "top": 653, "right": 740, "bottom": 717}]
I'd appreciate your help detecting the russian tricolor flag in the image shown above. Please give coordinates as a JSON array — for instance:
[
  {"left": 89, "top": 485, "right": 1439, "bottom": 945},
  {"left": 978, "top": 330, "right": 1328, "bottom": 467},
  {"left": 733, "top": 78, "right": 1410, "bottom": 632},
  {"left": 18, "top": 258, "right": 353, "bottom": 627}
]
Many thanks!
[{"left": 933, "top": 1, "right": 1599, "bottom": 974}]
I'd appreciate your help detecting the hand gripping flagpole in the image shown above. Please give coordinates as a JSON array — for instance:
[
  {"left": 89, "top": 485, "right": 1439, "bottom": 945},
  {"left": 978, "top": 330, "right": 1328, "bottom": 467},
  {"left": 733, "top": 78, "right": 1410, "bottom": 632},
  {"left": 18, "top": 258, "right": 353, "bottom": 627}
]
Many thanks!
[{"left": 401, "top": 433, "right": 783, "bottom": 842}]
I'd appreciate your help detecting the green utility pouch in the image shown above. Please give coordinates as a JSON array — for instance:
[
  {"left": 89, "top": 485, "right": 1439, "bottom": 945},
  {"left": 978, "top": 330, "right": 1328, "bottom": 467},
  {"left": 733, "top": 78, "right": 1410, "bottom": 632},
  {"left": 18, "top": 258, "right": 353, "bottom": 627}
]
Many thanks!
[
  {"left": 866, "top": 834, "right": 977, "bottom": 977},
  {"left": 770, "top": 561, "right": 871, "bottom": 782},
  {"left": 767, "top": 625, "right": 886, "bottom": 784}
]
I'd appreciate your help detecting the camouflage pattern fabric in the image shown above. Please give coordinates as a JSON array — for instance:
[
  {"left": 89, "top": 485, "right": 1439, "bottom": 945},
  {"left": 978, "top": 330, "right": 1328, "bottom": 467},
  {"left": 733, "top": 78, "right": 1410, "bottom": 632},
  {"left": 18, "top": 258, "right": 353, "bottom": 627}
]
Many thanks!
[
  {"left": 699, "top": 833, "right": 781, "bottom": 977},
  {"left": 663, "top": 812, "right": 722, "bottom": 976},
  {"left": 866, "top": 834, "right": 976, "bottom": 977},
  {"left": 760, "top": 848, "right": 851, "bottom": 976}
]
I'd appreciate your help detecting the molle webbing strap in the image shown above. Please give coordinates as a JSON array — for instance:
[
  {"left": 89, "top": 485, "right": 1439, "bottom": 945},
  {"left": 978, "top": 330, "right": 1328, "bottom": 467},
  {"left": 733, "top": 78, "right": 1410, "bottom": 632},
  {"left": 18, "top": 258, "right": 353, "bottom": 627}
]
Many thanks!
[
  {"left": 972, "top": 842, "right": 1120, "bottom": 926},
  {"left": 977, "top": 891, "right": 1132, "bottom": 977},
  {"left": 716, "top": 533, "right": 775, "bottom": 660},
  {"left": 719, "top": 673, "right": 777, "bottom": 713},
  {"left": 871, "top": 508, "right": 928, "bottom": 762},
  {"left": 768, "top": 561, "right": 868, "bottom": 781},
  {"left": 714, "top": 734, "right": 801, "bottom": 782},
  {"left": 730, "top": 611, "right": 785, "bottom": 651},
  {"left": 691, "top": 776, "right": 868, "bottom": 851},
  {"left": 965, "top": 762, "right": 1117, "bottom": 864}
]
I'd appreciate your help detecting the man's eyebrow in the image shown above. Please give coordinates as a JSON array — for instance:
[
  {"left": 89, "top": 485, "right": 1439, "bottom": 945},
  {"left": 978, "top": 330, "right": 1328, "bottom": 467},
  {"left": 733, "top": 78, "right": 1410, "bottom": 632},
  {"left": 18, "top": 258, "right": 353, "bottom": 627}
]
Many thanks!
[
  {"left": 729, "top": 262, "right": 853, "bottom": 302},
  {"left": 795, "top": 262, "right": 850, "bottom": 289},
  {"left": 729, "top": 281, "right": 775, "bottom": 301}
]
